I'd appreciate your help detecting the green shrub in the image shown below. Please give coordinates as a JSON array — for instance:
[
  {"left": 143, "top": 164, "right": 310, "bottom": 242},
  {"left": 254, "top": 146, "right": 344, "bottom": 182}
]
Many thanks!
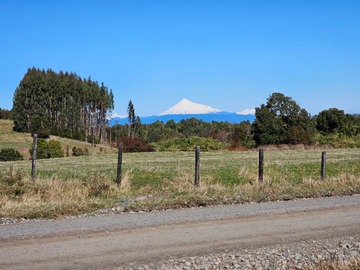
[
  {"left": 47, "top": 140, "right": 64, "bottom": 158},
  {"left": 153, "top": 136, "right": 225, "bottom": 151},
  {"left": 0, "top": 148, "right": 24, "bottom": 161},
  {"left": 314, "top": 133, "right": 360, "bottom": 148},
  {"left": 30, "top": 139, "right": 64, "bottom": 159}
]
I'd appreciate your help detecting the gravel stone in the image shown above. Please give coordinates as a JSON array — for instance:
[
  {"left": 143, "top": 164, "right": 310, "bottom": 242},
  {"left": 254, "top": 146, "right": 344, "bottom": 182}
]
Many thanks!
[{"left": 117, "top": 235, "right": 360, "bottom": 270}]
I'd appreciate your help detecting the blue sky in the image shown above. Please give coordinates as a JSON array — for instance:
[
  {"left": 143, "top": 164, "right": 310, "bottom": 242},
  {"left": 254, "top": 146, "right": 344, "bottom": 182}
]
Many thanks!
[{"left": 1, "top": 0, "right": 359, "bottom": 116}]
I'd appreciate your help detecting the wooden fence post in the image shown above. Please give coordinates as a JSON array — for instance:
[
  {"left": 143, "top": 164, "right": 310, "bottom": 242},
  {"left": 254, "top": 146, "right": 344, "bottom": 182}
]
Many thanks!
[
  {"left": 115, "top": 143, "right": 123, "bottom": 185},
  {"left": 321, "top": 151, "right": 326, "bottom": 180},
  {"left": 258, "top": 148, "right": 264, "bottom": 183},
  {"left": 194, "top": 145, "right": 200, "bottom": 187},
  {"left": 31, "top": 134, "right": 38, "bottom": 182}
]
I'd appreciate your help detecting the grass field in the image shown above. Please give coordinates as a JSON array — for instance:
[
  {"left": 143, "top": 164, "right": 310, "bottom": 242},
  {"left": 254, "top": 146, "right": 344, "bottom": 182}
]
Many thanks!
[
  {"left": 0, "top": 120, "right": 359, "bottom": 219},
  {"left": 2, "top": 148, "right": 359, "bottom": 184}
]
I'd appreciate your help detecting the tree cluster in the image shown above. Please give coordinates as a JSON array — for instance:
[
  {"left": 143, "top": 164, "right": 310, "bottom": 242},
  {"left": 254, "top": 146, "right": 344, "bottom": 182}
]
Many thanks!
[
  {"left": 252, "top": 93, "right": 315, "bottom": 145},
  {"left": 12, "top": 67, "right": 114, "bottom": 143},
  {"left": 315, "top": 108, "right": 359, "bottom": 136},
  {"left": 249, "top": 93, "right": 358, "bottom": 147}
]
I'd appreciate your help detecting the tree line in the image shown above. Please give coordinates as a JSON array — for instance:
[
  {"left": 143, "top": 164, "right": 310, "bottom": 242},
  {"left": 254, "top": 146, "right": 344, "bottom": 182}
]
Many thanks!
[
  {"left": 0, "top": 108, "right": 13, "bottom": 120},
  {"left": 109, "top": 93, "right": 359, "bottom": 150},
  {"left": 12, "top": 67, "right": 114, "bottom": 144}
]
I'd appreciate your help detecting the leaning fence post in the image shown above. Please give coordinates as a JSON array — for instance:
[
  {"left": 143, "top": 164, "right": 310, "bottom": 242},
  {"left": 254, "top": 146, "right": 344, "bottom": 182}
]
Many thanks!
[
  {"left": 194, "top": 145, "right": 200, "bottom": 186},
  {"left": 321, "top": 151, "right": 326, "bottom": 180},
  {"left": 258, "top": 148, "right": 264, "bottom": 183},
  {"left": 31, "top": 134, "right": 38, "bottom": 182},
  {"left": 115, "top": 143, "right": 123, "bottom": 185}
]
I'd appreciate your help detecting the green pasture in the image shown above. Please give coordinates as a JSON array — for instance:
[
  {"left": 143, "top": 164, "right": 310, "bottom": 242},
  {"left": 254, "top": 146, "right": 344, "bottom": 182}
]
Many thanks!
[
  {"left": 1, "top": 117, "right": 359, "bottom": 219},
  {"left": 1, "top": 148, "right": 359, "bottom": 189}
]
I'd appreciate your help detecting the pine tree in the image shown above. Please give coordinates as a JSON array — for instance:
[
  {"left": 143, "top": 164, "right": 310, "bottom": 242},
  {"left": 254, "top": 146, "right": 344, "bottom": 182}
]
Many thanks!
[{"left": 127, "top": 100, "right": 135, "bottom": 137}]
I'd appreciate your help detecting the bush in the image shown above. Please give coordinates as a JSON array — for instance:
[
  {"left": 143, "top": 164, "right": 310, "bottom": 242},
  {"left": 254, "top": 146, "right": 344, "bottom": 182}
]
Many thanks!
[
  {"left": 313, "top": 133, "right": 360, "bottom": 148},
  {"left": 87, "top": 135, "right": 100, "bottom": 145},
  {"left": 153, "top": 136, "right": 225, "bottom": 151},
  {"left": 47, "top": 140, "right": 64, "bottom": 158},
  {"left": 0, "top": 166, "right": 26, "bottom": 203},
  {"left": 30, "top": 139, "right": 64, "bottom": 159},
  {"left": 115, "top": 136, "right": 154, "bottom": 152},
  {"left": 72, "top": 146, "right": 89, "bottom": 156},
  {"left": 0, "top": 148, "right": 24, "bottom": 161}
]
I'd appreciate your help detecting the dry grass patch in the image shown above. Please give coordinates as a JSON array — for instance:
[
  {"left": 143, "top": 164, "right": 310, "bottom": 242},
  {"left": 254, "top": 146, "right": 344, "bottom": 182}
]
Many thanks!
[
  {"left": 0, "top": 167, "right": 131, "bottom": 219},
  {"left": 308, "top": 257, "right": 360, "bottom": 270}
]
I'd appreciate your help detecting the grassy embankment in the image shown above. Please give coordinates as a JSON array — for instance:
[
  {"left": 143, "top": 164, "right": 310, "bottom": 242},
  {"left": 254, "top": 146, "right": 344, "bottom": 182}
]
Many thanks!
[
  {"left": 0, "top": 120, "right": 116, "bottom": 159},
  {"left": 0, "top": 119, "right": 359, "bottom": 219}
]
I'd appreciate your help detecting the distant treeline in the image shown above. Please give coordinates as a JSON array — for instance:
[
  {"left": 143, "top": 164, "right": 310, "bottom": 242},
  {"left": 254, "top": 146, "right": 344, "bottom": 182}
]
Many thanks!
[
  {"left": 0, "top": 108, "right": 13, "bottom": 120},
  {"left": 12, "top": 67, "right": 114, "bottom": 143},
  {"left": 110, "top": 118, "right": 252, "bottom": 147},
  {"left": 110, "top": 93, "right": 360, "bottom": 149}
]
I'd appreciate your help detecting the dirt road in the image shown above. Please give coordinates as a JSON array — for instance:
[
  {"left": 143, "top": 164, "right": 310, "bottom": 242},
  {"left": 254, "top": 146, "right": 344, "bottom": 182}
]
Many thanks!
[{"left": 1, "top": 195, "right": 359, "bottom": 269}]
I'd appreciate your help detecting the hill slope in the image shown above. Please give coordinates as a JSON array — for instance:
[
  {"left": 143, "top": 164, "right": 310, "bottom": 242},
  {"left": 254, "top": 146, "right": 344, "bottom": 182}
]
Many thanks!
[{"left": 0, "top": 120, "right": 114, "bottom": 159}]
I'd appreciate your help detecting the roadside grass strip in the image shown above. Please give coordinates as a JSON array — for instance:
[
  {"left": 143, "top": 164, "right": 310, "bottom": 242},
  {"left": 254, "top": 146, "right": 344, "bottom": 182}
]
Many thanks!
[{"left": 0, "top": 149, "right": 359, "bottom": 219}]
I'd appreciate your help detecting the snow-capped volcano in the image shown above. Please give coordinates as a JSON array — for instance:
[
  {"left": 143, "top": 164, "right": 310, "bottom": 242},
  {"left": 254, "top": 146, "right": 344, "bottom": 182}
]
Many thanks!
[
  {"left": 159, "top": 98, "right": 222, "bottom": 116},
  {"left": 109, "top": 98, "right": 256, "bottom": 126}
]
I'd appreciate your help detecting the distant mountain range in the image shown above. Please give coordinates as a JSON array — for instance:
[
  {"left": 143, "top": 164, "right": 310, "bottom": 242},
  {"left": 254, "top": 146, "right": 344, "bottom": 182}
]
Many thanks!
[{"left": 109, "top": 98, "right": 255, "bottom": 126}]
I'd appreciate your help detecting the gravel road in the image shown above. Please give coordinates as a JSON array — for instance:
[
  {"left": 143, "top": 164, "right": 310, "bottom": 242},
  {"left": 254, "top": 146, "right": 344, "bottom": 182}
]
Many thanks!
[{"left": 1, "top": 195, "right": 359, "bottom": 269}]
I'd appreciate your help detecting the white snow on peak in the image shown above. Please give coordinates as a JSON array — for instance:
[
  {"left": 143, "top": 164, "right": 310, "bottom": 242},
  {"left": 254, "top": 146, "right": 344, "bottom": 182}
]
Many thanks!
[
  {"left": 108, "top": 112, "right": 127, "bottom": 119},
  {"left": 236, "top": 108, "right": 255, "bottom": 115},
  {"left": 159, "top": 98, "right": 222, "bottom": 116}
]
